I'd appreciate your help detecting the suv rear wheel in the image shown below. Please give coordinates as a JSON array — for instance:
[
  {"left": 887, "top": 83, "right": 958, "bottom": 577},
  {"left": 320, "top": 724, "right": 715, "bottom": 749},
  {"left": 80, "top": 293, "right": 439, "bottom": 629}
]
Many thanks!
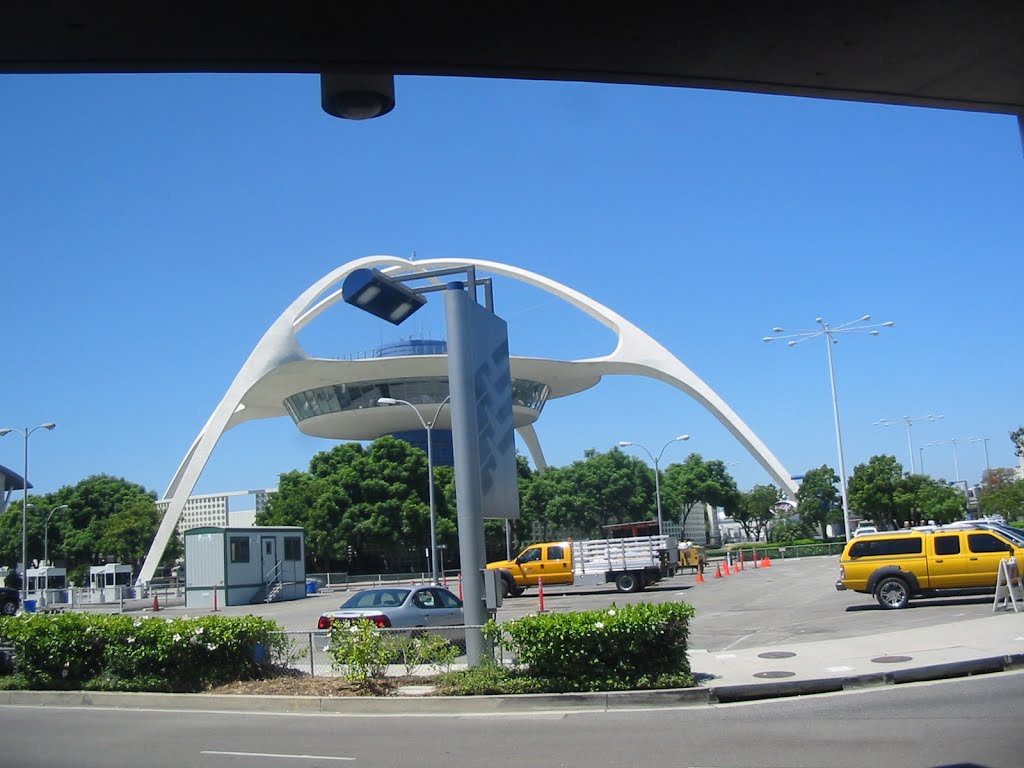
[
  {"left": 0, "top": 596, "right": 18, "bottom": 616},
  {"left": 875, "top": 576, "right": 910, "bottom": 609}
]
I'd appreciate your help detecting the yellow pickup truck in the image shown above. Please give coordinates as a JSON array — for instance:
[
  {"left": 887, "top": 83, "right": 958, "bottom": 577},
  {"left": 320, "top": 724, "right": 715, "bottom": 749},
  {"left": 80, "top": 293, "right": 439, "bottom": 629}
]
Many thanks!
[
  {"left": 836, "top": 523, "right": 1024, "bottom": 609},
  {"left": 487, "top": 535, "right": 679, "bottom": 597}
]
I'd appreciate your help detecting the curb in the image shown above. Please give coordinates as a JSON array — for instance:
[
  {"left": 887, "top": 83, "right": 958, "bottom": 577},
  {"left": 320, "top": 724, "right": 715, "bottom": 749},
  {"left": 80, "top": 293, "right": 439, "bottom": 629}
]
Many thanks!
[{"left": 2, "top": 654, "right": 1021, "bottom": 714}]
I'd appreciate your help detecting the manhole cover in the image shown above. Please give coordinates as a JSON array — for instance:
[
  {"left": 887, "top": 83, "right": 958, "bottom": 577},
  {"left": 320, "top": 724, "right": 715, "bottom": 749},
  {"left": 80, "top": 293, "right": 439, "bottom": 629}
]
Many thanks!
[
  {"left": 871, "top": 655, "right": 913, "bottom": 664},
  {"left": 753, "top": 670, "right": 796, "bottom": 679},
  {"left": 757, "top": 651, "right": 796, "bottom": 659}
]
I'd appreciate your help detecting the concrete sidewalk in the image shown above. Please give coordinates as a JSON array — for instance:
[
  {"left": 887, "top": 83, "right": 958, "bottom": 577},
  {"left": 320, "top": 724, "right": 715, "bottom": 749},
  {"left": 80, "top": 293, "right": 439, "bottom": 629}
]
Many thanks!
[
  {"left": 689, "top": 610, "right": 1024, "bottom": 702},
  {"left": 3, "top": 611, "right": 1023, "bottom": 713}
]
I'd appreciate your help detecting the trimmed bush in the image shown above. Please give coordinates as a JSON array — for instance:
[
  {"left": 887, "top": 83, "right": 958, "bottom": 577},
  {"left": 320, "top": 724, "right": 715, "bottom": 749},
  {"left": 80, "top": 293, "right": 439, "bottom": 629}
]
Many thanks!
[
  {"left": 0, "top": 613, "right": 287, "bottom": 692},
  {"left": 486, "top": 601, "right": 695, "bottom": 692}
]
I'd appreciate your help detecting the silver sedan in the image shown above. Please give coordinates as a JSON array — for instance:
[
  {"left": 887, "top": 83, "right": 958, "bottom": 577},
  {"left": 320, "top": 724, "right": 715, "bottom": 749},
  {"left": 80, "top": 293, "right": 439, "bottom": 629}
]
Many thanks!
[{"left": 316, "top": 585, "right": 464, "bottom": 638}]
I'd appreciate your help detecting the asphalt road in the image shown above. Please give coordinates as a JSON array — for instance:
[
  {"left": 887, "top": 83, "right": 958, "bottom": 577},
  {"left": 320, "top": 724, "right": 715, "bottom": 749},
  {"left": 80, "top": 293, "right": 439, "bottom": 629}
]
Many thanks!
[
  {"left": 173, "top": 556, "right": 1004, "bottom": 652},
  {"left": 2, "top": 671, "right": 1021, "bottom": 767}
]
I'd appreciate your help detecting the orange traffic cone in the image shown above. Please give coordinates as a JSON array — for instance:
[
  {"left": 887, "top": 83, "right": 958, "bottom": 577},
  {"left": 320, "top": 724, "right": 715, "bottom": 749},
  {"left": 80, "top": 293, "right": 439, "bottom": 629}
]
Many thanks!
[
  {"left": 696, "top": 566, "right": 705, "bottom": 584},
  {"left": 765, "top": 555, "right": 773, "bottom": 567},
  {"left": 723, "top": 559, "right": 731, "bottom": 576},
  {"left": 152, "top": 594, "right": 161, "bottom": 612},
  {"left": 714, "top": 564, "right": 722, "bottom": 579}
]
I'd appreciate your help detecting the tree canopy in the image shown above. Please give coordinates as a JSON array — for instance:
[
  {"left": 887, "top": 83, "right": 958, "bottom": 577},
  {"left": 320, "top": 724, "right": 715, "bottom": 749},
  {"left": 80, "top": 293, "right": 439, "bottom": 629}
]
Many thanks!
[
  {"left": 660, "top": 454, "right": 740, "bottom": 533},
  {"left": 0, "top": 474, "right": 163, "bottom": 583},
  {"left": 848, "top": 454, "right": 966, "bottom": 528},
  {"left": 795, "top": 465, "right": 841, "bottom": 538},
  {"left": 978, "top": 468, "right": 1024, "bottom": 521}
]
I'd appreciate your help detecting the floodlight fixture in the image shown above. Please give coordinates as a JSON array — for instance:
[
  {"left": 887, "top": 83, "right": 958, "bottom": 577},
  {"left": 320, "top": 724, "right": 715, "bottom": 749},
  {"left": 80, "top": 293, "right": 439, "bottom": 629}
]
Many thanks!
[{"left": 342, "top": 268, "right": 427, "bottom": 325}]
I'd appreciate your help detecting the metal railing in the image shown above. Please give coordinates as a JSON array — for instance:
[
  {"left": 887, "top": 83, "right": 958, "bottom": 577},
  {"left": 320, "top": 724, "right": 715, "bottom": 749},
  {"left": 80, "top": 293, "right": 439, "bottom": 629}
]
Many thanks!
[{"left": 266, "top": 626, "right": 496, "bottom": 678}]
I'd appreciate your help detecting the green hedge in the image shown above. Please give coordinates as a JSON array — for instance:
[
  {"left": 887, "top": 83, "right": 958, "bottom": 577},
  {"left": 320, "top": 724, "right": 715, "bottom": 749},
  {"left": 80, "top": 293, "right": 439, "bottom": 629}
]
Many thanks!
[
  {"left": 484, "top": 602, "right": 695, "bottom": 692},
  {"left": 0, "top": 613, "right": 287, "bottom": 692}
]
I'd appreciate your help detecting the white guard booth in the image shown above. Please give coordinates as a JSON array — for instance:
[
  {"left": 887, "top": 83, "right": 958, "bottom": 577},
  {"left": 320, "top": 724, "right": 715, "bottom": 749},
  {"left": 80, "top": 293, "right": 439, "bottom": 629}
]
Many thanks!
[
  {"left": 184, "top": 526, "right": 306, "bottom": 609},
  {"left": 88, "top": 563, "right": 134, "bottom": 602}
]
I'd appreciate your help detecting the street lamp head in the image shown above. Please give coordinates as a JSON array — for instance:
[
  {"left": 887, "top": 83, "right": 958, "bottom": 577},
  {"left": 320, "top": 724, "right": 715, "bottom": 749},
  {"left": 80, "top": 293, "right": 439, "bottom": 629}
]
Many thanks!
[
  {"left": 0, "top": 428, "right": 12, "bottom": 437},
  {"left": 882, "top": 321, "right": 894, "bottom": 327},
  {"left": 376, "top": 397, "right": 398, "bottom": 406},
  {"left": 762, "top": 337, "right": 775, "bottom": 343},
  {"left": 815, "top": 317, "right": 824, "bottom": 325},
  {"left": 787, "top": 340, "right": 798, "bottom": 347},
  {"left": 860, "top": 314, "right": 871, "bottom": 322},
  {"left": 674, "top": 434, "right": 690, "bottom": 442},
  {"left": 42, "top": 423, "right": 56, "bottom": 431},
  {"left": 772, "top": 327, "right": 784, "bottom": 333},
  {"left": 617, "top": 441, "right": 633, "bottom": 447}
]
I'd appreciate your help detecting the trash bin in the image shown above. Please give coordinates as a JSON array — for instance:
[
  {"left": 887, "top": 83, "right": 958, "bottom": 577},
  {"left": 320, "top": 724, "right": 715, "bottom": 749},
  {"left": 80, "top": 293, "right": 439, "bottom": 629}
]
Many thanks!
[
  {"left": 22, "top": 599, "right": 37, "bottom": 613},
  {"left": 306, "top": 579, "right": 319, "bottom": 594}
]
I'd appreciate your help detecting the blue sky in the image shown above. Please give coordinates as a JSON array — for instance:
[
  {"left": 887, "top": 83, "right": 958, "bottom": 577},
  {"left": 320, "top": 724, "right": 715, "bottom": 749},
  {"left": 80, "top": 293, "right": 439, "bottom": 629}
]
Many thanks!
[{"left": 2, "top": 73, "right": 1021, "bottom": 501}]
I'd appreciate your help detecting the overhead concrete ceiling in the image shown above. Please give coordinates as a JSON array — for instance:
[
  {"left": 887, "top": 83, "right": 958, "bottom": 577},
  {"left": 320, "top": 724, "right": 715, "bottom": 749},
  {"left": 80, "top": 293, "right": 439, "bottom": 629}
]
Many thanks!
[{"left": 3, "top": 3, "right": 1023, "bottom": 115}]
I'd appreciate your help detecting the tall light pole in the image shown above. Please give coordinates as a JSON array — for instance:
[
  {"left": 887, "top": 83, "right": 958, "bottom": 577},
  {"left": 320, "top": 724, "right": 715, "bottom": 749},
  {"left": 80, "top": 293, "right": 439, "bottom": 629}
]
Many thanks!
[
  {"left": 929, "top": 439, "right": 962, "bottom": 483},
  {"left": 873, "top": 414, "right": 943, "bottom": 473},
  {"left": 44, "top": 504, "right": 69, "bottom": 567},
  {"left": 919, "top": 446, "right": 926, "bottom": 475},
  {"left": 377, "top": 396, "right": 451, "bottom": 585},
  {"left": 764, "top": 316, "right": 893, "bottom": 540},
  {"left": 0, "top": 423, "right": 57, "bottom": 602},
  {"left": 618, "top": 435, "right": 690, "bottom": 536},
  {"left": 969, "top": 437, "right": 991, "bottom": 471}
]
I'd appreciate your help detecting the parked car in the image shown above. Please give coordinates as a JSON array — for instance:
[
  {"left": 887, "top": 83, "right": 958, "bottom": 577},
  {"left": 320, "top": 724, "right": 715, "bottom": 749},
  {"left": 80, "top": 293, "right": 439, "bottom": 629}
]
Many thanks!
[
  {"left": 836, "top": 524, "right": 1024, "bottom": 609},
  {"left": 0, "top": 587, "right": 20, "bottom": 616},
  {"left": 851, "top": 525, "right": 878, "bottom": 538},
  {"left": 316, "top": 586, "right": 464, "bottom": 638}
]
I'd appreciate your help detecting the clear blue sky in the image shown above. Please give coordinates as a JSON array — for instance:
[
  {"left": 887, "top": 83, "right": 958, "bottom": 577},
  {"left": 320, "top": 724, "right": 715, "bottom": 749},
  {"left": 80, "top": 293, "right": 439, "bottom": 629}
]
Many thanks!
[{"left": 2, "top": 73, "right": 1021, "bottom": 501}]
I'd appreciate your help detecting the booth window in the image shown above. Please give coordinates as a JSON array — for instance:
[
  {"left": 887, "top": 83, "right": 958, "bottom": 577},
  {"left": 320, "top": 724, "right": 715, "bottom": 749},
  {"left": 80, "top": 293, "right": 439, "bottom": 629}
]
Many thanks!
[
  {"left": 230, "top": 537, "right": 251, "bottom": 563},
  {"left": 284, "top": 536, "right": 302, "bottom": 561}
]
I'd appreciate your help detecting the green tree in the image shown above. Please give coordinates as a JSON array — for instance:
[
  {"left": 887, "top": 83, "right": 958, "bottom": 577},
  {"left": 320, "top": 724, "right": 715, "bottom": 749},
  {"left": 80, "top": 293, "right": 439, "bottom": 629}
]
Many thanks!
[
  {"left": 795, "top": 465, "right": 841, "bottom": 539},
  {"left": 259, "top": 436, "right": 441, "bottom": 572},
  {"left": 978, "top": 468, "right": 1024, "bottom": 521},
  {"left": 894, "top": 474, "right": 966, "bottom": 526},
  {"left": 660, "top": 454, "right": 740, "bottom": 533},
  {"left": 735, "top": 484, "right": 783, "bottom": 541},
  {"left": 1010, "top": 427, "right": 1024, "bottom": 459},
  {"left": 515, "top": 449, "right": 655, "bottom": 541},
  {"left": 847, "top": 455, "right": 905, "bottom": 529},
  {"left": 97, "top": 498, "right": 161, "bottom": 563}
]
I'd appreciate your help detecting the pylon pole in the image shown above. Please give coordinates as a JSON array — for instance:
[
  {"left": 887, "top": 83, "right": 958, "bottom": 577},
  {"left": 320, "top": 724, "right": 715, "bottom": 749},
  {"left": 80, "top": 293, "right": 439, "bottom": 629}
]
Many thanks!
[{"left": 537, "top": 577, "right": 546, "bottom": 612}]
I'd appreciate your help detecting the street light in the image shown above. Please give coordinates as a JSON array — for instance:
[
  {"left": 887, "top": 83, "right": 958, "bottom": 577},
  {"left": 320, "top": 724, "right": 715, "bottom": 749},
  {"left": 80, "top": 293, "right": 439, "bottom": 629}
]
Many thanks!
[
  {"left": 618, "top": 435, "right": 690, "bottom": 536},
  {"left": 44, "top": 504, "right": 69, "bottom": 568},
  {"left": 764, "top": 315, "right": 893, "bottom": 540},
  {"left": 376, "top": 395, "right": 451, "bottom": 585},
  {"left": 0, "top": 423, "right": 57, "bottom": 603},
  {"left": 873, "top": 414, "right": 943, "bottom": 473},
  {"left": 968, "top": 437, "right": 991, "bottom": 471},
  {"left": 928, "top": 439, "right": 962, "bottom": 483}
]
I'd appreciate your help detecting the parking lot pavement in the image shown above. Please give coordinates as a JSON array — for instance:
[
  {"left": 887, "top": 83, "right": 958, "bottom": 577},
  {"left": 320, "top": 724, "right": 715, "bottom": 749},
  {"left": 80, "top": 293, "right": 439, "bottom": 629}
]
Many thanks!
[{"left": 140, "top": 556, "right": 1018, "bottom": 654}]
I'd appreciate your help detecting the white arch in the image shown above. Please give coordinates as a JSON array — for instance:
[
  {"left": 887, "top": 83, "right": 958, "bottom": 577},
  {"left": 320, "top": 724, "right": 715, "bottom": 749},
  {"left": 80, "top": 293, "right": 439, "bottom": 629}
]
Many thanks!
[{"left": 138, "top": 255, "right": 797, "bottom": 585}]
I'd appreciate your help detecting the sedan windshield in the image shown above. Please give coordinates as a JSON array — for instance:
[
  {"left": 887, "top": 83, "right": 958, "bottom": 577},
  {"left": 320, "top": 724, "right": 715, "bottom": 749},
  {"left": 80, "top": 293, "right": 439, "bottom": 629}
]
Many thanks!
[{"left": 340, "top": 589, "right": 410, "bottom": 609}]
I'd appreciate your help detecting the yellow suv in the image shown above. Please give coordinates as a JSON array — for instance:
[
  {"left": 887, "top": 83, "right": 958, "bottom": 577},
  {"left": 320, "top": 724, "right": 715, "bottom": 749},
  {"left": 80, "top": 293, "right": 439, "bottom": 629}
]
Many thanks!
[{"left": 835, "top": 525, "right": 1024, "bottom": 609}]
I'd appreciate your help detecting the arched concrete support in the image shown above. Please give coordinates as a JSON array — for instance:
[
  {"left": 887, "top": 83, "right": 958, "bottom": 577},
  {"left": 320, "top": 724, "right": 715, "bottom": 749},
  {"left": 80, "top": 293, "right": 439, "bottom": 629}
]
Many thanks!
[
  {"left": 515, "top": 423, "right": 548, "bottom": 473},
  {"left": 139, "top": 254, "right": 796, "bottom": 585},
  {"left": 387, "top": 257, "right": 799, "bottom": 498},
  {"left": 137, "top": 255, "right": 412, "bottom": 585}
]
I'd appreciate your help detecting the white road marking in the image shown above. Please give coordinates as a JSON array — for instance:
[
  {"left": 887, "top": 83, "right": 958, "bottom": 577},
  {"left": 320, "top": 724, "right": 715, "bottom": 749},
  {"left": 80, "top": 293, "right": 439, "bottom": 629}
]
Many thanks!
[
  {"left": 202, "top": 750, "right": 354, "bottom": 761},
  {"left": 827, "top": 666, "right": 854, "bottom": 672}
]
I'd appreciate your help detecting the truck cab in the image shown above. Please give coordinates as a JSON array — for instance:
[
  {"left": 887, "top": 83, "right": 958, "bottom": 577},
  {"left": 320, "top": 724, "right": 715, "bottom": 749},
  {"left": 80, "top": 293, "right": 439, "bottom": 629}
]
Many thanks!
[{"left": 487, "top": 542, "right": 572, "bottom": 596}]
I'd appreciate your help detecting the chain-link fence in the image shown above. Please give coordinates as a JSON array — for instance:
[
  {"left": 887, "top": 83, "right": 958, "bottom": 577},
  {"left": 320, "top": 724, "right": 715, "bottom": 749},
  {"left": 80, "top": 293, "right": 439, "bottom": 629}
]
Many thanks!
[{"left": 266, "top": 626, "right": 498, "bottom": 678}]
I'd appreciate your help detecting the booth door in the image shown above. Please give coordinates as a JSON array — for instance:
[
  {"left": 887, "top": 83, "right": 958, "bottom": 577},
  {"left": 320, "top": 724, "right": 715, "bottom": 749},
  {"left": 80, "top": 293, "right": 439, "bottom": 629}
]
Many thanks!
[{"left": 261, "top": 537, "right": 278, "bottom": 582}]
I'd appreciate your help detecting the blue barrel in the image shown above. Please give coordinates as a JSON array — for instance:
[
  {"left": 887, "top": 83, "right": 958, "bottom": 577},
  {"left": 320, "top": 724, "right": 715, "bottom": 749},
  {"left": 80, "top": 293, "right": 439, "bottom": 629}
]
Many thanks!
[
  {"left": 306, "top": 579, "right": 318, "bottom": 594},
  {"left": 22, "top": 599, "right": 37, "bottom": 613}
]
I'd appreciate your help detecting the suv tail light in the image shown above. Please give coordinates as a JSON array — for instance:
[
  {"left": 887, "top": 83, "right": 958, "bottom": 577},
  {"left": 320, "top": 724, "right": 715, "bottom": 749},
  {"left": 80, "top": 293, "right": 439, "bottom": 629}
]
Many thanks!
[
  {"left": 369, "top": 614, "right": 391, "bottom": 628},
  {"left": 317, "top": 616, "right": 333, "bottom": 630},
  {"left": 839, "top": 565, "right": 845, "bottom": 579}
]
